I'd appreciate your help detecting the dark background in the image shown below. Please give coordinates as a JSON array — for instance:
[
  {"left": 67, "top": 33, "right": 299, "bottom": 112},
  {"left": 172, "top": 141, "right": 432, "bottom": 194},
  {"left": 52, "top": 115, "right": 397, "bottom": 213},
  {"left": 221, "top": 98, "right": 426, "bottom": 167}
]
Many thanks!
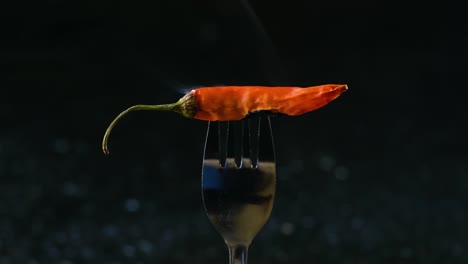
[{"left": 1, "top": 0, "right": 467, "bottom": 263}]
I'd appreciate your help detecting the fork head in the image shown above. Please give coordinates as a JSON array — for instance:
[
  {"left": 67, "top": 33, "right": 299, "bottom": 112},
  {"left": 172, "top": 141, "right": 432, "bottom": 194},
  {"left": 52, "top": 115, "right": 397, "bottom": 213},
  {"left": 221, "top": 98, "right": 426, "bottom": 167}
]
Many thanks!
[{"left": 201, "top": 115, "right": 276, "bottom": 248}]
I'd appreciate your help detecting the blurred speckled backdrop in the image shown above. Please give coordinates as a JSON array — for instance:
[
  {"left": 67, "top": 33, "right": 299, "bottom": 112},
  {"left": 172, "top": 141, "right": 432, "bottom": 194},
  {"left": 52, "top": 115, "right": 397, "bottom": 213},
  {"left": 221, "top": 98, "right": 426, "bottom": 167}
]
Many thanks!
[{"left": 2, "top": 0, "right": 467, "bottom": 263}]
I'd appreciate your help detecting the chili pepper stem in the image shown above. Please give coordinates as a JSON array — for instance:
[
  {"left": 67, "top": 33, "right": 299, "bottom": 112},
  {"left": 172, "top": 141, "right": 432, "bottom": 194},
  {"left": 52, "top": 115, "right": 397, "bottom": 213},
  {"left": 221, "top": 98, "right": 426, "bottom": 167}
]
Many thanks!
[
  {"left": 102, "top": 92, "right": 197, "bottom": 155},
  {"left": 102, "top": 103, "right": 178, "bottom": 155}
]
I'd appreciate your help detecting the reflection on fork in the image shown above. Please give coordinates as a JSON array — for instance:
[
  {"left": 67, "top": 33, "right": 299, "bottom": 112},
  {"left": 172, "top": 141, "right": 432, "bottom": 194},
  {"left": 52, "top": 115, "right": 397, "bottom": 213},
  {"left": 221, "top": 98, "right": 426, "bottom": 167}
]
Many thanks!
[{"left": 201, "top": 115, "right": 276, "bottom": 264}]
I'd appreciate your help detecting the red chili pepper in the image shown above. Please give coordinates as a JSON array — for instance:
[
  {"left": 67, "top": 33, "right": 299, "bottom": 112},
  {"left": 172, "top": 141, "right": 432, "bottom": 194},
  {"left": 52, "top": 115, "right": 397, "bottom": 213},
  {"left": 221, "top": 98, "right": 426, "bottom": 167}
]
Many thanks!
[{"left": 102, "top": 84, "right": 348, "bottom": 154}]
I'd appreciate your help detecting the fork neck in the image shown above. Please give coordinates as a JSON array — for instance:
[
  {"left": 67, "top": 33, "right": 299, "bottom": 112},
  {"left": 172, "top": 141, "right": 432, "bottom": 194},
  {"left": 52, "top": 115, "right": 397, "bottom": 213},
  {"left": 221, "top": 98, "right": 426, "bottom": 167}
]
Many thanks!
[{"left": 228, "top": 245, "right": 249, "bottom": 264}]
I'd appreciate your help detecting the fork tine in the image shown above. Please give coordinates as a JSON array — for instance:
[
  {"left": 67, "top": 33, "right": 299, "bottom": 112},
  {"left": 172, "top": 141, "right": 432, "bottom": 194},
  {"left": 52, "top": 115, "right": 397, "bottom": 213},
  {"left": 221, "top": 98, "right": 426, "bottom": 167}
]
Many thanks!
[
  {"left": 258, "top": 116, "right": 275, "bottom": 164},
  {"left": 218, "top": 121, "right": 229, "bottom": 167},
  {"left": 203, "top": 121, "right": 234, "bottom": 168},
  {"left": 203, "top": 121, "right": 217, "bottom": 161},
  {"left": 203, "top": 115, "right": 275, "bottom": 170},
  {"left": 203, "top": 121, "right": 227, "bottom": 167},
  {"left": 233, "top": 121, "right": 245, "bottom": 168},
  {"left": 248, "top": 116, "right": 260, "bottom": 168}
]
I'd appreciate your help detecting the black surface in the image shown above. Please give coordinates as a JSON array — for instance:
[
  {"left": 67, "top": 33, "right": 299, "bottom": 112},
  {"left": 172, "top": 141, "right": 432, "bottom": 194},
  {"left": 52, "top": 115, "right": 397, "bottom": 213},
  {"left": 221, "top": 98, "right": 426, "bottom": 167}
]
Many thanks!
[{"left": 2, "top": 1, "right": 467, "bottom": 263}]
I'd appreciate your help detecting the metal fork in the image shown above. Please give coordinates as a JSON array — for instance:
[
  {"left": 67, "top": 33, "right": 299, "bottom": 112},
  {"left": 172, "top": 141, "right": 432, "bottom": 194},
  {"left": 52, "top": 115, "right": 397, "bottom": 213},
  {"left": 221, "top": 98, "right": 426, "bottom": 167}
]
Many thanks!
[{"left": 201, "top": 115, "right": 276, "bottom": 264}]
